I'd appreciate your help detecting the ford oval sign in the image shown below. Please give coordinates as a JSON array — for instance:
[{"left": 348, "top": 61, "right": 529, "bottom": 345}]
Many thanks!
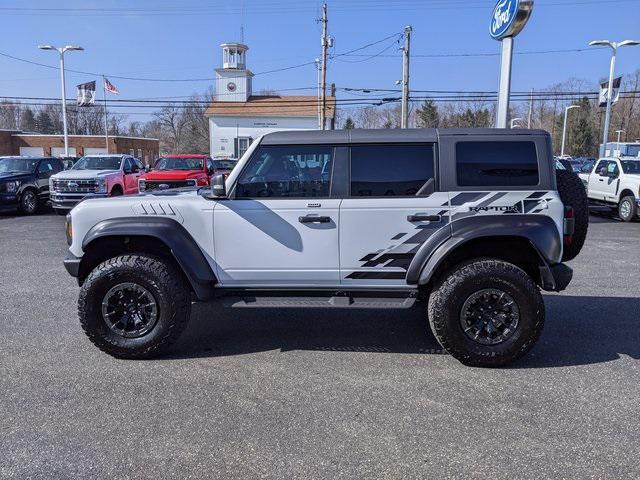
[{"left": 490, "top": 0, "right": 533, "bottom": 40}]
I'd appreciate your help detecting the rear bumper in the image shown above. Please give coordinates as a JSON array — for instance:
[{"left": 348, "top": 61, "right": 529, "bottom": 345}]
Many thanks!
[
  {"left": 64, "top": 252, "right": 81, "bottom": 277},
  {"left": 540, "top": 262, "right": 573, "bottom": 292}
]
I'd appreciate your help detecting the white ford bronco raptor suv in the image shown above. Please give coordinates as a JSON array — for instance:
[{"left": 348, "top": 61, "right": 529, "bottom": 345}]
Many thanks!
[
  {"left": 63, "top": 129, "right": 587, "bottom": 367},
  {"left": 578, "top": 156, "right": 640, "bottom": 222}
]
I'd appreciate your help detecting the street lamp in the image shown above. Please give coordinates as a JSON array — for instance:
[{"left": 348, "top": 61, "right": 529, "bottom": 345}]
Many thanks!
[
  {"left": 561, "top": 105, "right": 580, "bottom": 157},
  {"left": 38, "top": 45, "right": 84, "bottom": 157},
  {"left": 589, "top": 39, "right": 639, "bottom": 149},
  {"left": 510, "top": 117, "right": 523, "bottom": 129}
]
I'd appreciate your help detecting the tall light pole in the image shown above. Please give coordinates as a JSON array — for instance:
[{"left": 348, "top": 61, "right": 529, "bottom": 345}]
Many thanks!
[
  {"left": 560, "top": 105, "right": 580, "bottom": 157},
  {"left": 38, "top": 45, "right": 84, "bottom": 157},
  {"left": 589, "top": 39, "right": 639, "bottom": 148},
  {"left": 510, "top": 117, "right": 523, "bottom": 128}
]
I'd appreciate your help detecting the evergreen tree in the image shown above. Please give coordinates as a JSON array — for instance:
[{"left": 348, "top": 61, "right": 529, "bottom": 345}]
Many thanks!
[
  {"left": 415, "top": 99, "right": 439, "bottom": 128},
  {"left": 20, "top": 107, "right": 37, "bottom": 132},
  {"left": 343, "top": 117, "right": 355, "bottom": 129},
  {"left": 35, "top": 110, "right": 54, "bottom": 134},
  {"left": 568, "top": 97, "right": 596, "bottom": 156}
]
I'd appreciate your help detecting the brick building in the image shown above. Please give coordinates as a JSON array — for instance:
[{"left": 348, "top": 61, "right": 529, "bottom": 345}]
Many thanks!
[{"left": 0, "top": 130, "right": 159, "bottom": 165}]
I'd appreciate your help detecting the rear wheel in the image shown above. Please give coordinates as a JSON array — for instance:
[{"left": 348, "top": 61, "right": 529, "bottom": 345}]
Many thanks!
[
  {"left": 428, "top": 259, "right": 545, "bottom": 367},
  {"left": 78, "top": 254, "right": 191, "bottom": 359},
  {"left": 618, "top": 196, "right": 637, "bottom": 222},
  {"left": 555, "top": 169, "right": 588, "bottom": 261}
]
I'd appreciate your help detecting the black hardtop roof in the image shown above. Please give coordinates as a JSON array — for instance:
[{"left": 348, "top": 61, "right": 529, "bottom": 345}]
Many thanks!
[{"left": 260, "top": 128, "right": 549, "bottom": 145}]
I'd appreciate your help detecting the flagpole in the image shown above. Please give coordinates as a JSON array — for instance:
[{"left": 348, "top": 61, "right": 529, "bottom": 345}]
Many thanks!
[{"left": 102, "top": 75, "right": 109, "bottom": 152}]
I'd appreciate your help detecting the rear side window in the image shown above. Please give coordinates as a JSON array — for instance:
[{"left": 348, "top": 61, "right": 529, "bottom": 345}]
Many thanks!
[
  {"left": 456, "top": 141, "right": 539, "bottom": 187},
  {"left": 350, "top": 144, "right": 435, "bottom": 196}
]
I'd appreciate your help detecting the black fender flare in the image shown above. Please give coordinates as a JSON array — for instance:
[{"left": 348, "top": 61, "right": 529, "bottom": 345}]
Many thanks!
[
  {"left": 82, "top": 217, "right": 217, "bottom": 300},
  {"left": 406, "top": 215, "right": 562, "bottom": 286}
]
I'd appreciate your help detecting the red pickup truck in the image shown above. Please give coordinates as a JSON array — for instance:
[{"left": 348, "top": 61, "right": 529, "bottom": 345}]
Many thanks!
[{"left": 138, "top": 154, "right": 237, "bottom": 192}]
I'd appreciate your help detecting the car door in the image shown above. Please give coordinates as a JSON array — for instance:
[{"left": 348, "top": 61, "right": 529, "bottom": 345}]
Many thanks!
[
  {"left": 35, "top": 159, "right": 58, "bottom": 201},
  {"left": 213, "top": 143, "right": 341, "bottom": 287},
  {"left": 123, "top": 157, "right": 141, "bottom": 194},
  {"left": 339, "top": 143, "right": 449, "bottom": 286},
  {"left": 589, "top": 160, "right": 618, "bottom": 200}
]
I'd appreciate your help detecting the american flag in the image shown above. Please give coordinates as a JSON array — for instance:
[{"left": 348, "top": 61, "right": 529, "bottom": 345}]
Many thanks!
[{"left": 104, "top": 77, "right": 119, "bottom": 95}]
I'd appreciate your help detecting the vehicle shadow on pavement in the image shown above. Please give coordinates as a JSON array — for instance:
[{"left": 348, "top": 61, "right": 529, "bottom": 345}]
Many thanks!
[
  {"left": 169, "top": 295, "right": 640, "bottom": 368},
  {"left": 169, "top": 301, "right": 447, "bottom": 359},
  {"left": 515, "top": 295, "right": 640, "bottom": 368}
]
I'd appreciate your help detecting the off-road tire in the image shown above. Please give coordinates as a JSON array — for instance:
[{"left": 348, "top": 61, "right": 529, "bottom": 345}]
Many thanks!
[
  {"left": 428, "top": 259, "right": 545, "bottom": 368},
  {"left": 618, "top": 195, "right": 637, "bottom": 222},
  {"left": 19, "top": 189, "right": 38, "bottom": 215},
  {"left": 555, "top": 169, "right": 588, "bottom": 261},
  {"left": 78, "top": 254, "right": 191, "bottom": 359}
]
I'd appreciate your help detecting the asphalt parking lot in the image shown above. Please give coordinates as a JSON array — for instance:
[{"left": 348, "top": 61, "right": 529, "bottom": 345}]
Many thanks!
[{"left": 1, "top": 210, "right": 639, "bottom": 479}]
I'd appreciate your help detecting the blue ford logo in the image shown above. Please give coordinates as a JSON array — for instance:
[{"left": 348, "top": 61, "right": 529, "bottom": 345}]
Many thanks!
[{"left": 490, "top": 0, "right": 518, "bottom": 39}]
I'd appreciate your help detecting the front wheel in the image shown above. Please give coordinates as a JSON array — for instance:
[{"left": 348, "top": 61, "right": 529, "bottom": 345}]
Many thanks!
[
  {"left": 618, "top": 196, "right": 637, "bottom": 222},
  {"left": 19, "top": 190, "right": 38, "bottom": 215},
  {"left": 78, "top": 254, "right": 191, "bottom": 359},
  {"left": 428, "top": 259, "right": 545, "bottom": 367}
]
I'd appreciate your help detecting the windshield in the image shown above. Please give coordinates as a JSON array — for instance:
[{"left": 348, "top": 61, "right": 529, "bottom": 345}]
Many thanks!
[
  {"left": 621, "top": 160, "right": 640, "bottom": 174},
  {"left": 0, "top": 157, "right": 39, "bottom": 174},
  {"left": 154, "top": 157, "right": 204, "bottom": 171},
  {"left": 72, "top": 156, "right": 122, "bottom": 171},
  {"left": 212, "top": 160, "right": 237, "bottom": 170}
]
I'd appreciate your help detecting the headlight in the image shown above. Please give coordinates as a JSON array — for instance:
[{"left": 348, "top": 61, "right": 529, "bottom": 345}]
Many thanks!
[
  {"left": 65, "top": 214, "right": 72, "bottom": 246},
  {"left": 138, "top": 179, "right": 146, "bottom": 192},
  {"left": 5, "top": 180, "right": 20, "bottom": 193},
  {"left": 95, "top": 178, "right": 107, "bottom": 193}
]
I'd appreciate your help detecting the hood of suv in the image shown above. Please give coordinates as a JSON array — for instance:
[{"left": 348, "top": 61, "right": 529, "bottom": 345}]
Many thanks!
[
  {"left": 143, "top": 170, "right": 204, "bottom": 181},
  {"left": 53, "top": 169, "right": 119, "bottom": 179}
]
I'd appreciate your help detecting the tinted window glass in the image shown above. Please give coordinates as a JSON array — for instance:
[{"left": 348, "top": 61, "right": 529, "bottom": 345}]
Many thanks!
[
  {"left": 350, "top": 144, "right": 435, "bottom": 197},
  {"left": 456, "top": 141, "right": 539, "bottom": 187},
  {"left": 235, "top": 145, "right": 333, "bottom": 198}
]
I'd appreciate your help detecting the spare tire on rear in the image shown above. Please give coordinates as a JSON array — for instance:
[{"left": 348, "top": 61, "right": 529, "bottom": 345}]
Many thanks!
[{"left": 555, "top": 169, "right": 588, "bottom": 261}]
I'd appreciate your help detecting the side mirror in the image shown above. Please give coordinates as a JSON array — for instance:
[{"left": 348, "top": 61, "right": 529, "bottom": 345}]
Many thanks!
[
  {"left": 206, "top": 166, "right": 214, "bottom": 176},
  {"left": 210, "top": 174, "right": 226, "bottom": 198},
  {"left": 145, "top": 164, "right": 150, "bottom": 173}
]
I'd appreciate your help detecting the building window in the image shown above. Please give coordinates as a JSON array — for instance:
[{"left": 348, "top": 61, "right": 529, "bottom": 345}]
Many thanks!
[{"left": 235, "top": 137, "right": 252, "bottom": 159}]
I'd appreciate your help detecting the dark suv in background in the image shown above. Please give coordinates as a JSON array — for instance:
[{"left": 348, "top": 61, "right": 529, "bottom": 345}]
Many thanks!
[{"left": 0, "top": 156, "right": 64, "bottom": 215}]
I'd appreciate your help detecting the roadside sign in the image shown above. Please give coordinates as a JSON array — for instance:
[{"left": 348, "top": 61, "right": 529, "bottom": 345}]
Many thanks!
[{"left": 490, "top": 0, "right": 534, "bottom": 40}]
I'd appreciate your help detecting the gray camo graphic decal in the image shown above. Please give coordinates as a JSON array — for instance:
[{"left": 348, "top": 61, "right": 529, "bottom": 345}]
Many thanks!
[{"left": 345, "top": 190, "right": 556, "bottom": 280}]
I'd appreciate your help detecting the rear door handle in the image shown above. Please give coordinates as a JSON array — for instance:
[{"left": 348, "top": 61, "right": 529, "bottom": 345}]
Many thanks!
[
  {"left": 407, "top": 214, "right": 441, "bottom": 222},
  {"left": 299, "top": 215, "right": 331, "bottom": 224}
]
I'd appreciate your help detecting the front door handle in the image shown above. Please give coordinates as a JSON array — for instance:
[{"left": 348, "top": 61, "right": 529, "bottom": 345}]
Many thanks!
[
  {"left": 407, "top": 214, "right": 441, "bottom": 222},
  {"left": 299, "top": 215, "right": 331, "bottom": 224}
]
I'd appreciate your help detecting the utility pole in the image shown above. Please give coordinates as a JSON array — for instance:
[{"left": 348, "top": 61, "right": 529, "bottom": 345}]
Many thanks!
[
  {"left": 527, "top": 88, "right": 533, "bottom": 128},
  {"left": 401, "top": 26, "right": 412, "bottom": 129},
  {"left": 320, "top": 2, "right": 328, "bottom": 130},
  {"left": 330, "top": 83, "right": 336, "bottom": 130}
]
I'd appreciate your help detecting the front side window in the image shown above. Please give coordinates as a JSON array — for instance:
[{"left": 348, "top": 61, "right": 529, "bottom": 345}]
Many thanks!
[
  {"left": 154, "top": 157, "right": 204, "bottom": 171},
  {"left": 350, "top": 144, "right": 435, "bottom": 197},
  {"left": 456, "top": 141, "right": 539, "bottom": 187},
  {"left": 235, "top": 145, "right": 333, "bottom": 198},
  {"left": 72, "top": 156, "right": 122, "bottom": 171}
]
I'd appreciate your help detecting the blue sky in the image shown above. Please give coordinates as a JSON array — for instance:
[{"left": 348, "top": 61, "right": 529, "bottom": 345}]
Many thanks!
[{"left": 1, "top": 0, "right": 639, "bottom": 119}]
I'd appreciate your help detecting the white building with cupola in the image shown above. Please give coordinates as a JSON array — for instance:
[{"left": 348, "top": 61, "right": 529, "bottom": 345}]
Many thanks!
[{"left": 206, "top": 43, "right": 335, "bottom": 159}]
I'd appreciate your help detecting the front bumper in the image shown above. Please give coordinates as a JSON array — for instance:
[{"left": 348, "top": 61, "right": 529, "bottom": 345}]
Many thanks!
[
  {"left": 540, "top": 263, "right": 573, "bottom": 292},
  {"left": 0, "top": 193, "right": 19, "bottom": 212},
  {"left": 50, "top": 192, "right": 108, "bottom": 210},
  {"left": 64, "top": 252, "right": 81, "bottom": 277}
]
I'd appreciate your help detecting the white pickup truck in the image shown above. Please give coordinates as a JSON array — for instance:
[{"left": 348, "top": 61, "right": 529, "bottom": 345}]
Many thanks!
[{"left": 578, "top": 157, "right": 640, "bottom": 221}]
